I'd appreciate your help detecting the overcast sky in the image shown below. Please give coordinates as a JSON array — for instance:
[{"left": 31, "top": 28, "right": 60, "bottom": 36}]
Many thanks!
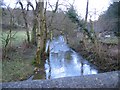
[{"left": 3, "top": 0, "right": 112, "bottom": 21}]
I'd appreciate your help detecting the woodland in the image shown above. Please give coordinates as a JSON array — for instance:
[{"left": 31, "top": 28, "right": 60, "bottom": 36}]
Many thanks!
[{"left": 0, "top": 0, "right": 119, "bottom": 82}]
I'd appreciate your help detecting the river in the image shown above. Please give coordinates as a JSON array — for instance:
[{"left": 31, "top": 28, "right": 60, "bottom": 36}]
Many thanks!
[
  {"left": 44, "top": 36, "right": 98, "bottom": 79},
  {"left": 27, "top": 36, "right": 98, "bottom": 80}
]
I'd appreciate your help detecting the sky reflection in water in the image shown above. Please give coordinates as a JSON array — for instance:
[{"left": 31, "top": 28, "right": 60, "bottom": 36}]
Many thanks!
[{"left": 45, "top": 36, "right": 98, "bottom": 79}]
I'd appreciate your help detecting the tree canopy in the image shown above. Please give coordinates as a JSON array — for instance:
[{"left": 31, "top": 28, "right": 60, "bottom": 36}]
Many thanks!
[
  {"left": 66, "top": 5, "right": 79, "bottom": 23},
  {"left": 98, "top": 1, "right": 120, "bottom": 36},
  {"left": 66, "top": 5, "right": 84, "bottom": 28},
  {"left": 105, "top": 1, "right": 120, "bottom": 18}
]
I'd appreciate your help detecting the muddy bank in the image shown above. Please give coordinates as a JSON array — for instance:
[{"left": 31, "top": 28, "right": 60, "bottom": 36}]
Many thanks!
[
  {"left": 1, "top": 71, "right": 120, "bottom": 88},
  {"left": 72, "top": 47, "right": 120, "bottom": 72}
]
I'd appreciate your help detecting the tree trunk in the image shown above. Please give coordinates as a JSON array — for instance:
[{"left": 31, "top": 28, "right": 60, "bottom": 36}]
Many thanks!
[
  {"left": 35, "top": 0, "right": 47, "bottom": 66},
  {"left": 25, "top": 19, "right": 30, "bottom": 44},
  {"left": 19, "top": 1, "right": 30, "bottom": 44},
  {"left": 82, "top": 0, "right": 89, "bottom": 49},
  {"left": 31, "top": 18, "right": 37, "bottom": 45}
]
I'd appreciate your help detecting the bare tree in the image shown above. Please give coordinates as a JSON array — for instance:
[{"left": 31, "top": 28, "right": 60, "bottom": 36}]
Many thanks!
[
  {"left": 81, "top": 0, "right": 89, "bottom": 49},
  {"left": 26, "top": 0, "right": 38, "bottom": 45},
  {"left": 2, "top": 5, "right": 17, "bottom": 58},
  {"left": 18, "top": 0, "right": 30, "bottom": 44}
]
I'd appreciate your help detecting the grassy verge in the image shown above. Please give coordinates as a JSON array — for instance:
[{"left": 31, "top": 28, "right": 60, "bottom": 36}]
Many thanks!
[
  {"left": 2, "top": 59, "right": 34, "bottom": 82},
  {"left": 1, "top": 30, "right": 35, "bottom": 82},
  {"left": 1, "top": 44, "right": 36, "bottom": 82}
]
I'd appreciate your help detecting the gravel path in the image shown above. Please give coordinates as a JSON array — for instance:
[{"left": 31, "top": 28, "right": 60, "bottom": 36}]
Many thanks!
[{"left": 1, "top": 71, "right": 120, "bottom": 88}]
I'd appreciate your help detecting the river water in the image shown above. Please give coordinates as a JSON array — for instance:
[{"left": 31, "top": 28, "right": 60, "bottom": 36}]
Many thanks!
[{"left": 44, "top": 36, "right": 98, "bottom": 79}]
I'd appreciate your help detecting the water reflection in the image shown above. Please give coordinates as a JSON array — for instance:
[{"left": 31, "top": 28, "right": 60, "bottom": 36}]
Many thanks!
[{"left": 45, "top": 36, "right": 98, "bottom": 79}]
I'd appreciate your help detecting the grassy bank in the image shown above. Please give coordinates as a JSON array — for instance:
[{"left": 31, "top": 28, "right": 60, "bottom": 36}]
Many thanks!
[
  {"left": 1, "top": 30, "right": 35, "bottom": 82},
  {"left": 2, "top": 44, "right": 36, "bottom": 82},
  {"left": 2, "top": 59, "right": 34, "bottom": 82}
]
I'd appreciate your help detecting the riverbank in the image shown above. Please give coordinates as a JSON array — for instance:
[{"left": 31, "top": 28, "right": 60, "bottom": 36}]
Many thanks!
[
  {"left": 1, "top": 31, "right": 119, "bottom": 82},
  {"left": 1, "top": 71, "right": 119, "bottom": 88},
  {"left": 1, "top": 43, "right": 36, "bottom": 82},
  {"left": 1, "top": 30, "right": 47, "bottom": 82},
  {"left": 67, "top": 35, "right": 119, "bottom": 72}
]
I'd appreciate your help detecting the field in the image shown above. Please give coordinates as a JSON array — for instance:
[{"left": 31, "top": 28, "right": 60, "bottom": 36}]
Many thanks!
[{"left": 1, "top": 30, "right": 28, "bottom": 47}]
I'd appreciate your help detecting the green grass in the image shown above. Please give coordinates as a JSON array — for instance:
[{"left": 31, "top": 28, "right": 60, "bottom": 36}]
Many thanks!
[
  {"left": 100, "top": 36, "right": 118, "bottom": 44},
  {"left": 1, "top": 30, "right": 27, "bottom": 47},
  {"left": 2, "top": 59, "right": 34, "bottom": 82},
  {"left": 1, "top": 44, "right": 36, "bottom": 82},
  {"left": 0, "top": 29, "right": 34, "bottom": 82},
  {"left": 12, "top": 31, "right": 27, "bottom": 46}
]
